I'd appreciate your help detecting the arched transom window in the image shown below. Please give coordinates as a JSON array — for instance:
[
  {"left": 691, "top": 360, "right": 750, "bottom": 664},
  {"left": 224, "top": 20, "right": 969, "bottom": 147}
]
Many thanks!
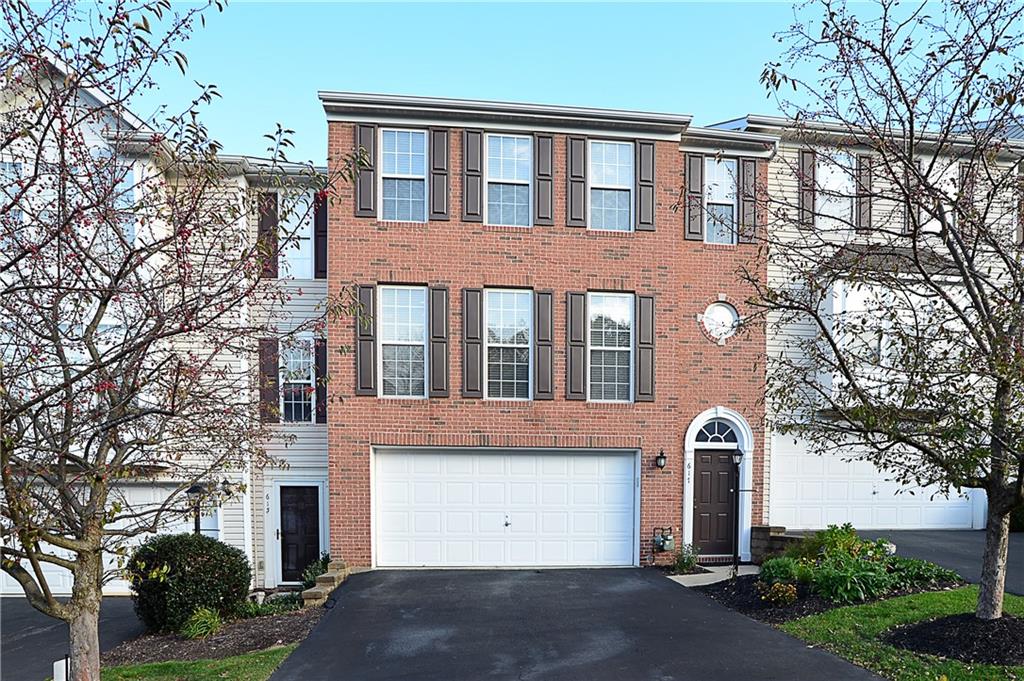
[{"left": 695, "top": 419, "right": 738, "bottom": 445}]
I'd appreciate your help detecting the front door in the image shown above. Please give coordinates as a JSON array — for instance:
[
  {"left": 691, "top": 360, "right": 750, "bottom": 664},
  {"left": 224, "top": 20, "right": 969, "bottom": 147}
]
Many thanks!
[
  {"left": 692, "top": 450, "right": 735, "bottom": 555},
  {"left": 280, "top": 486, "right": 320, "bottom": 582}
]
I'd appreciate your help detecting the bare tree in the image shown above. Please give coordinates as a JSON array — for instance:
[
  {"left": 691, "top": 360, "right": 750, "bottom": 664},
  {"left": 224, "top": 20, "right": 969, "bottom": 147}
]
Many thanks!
[
  {"left": 0, "top": 2, "right": 356, "bottom": 679},
  {"left": 749, "top": 0, "right": 1024, "bottom": 621}
]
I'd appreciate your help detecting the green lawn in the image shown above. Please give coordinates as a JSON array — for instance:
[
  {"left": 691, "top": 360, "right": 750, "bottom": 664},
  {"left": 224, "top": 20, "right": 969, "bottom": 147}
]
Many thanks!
[
  {"left": 101, "top": 644, "right": 296, "bottom": 681},
  {"left": 781, "top": 587, "right": 1024, "bottom": 681}
]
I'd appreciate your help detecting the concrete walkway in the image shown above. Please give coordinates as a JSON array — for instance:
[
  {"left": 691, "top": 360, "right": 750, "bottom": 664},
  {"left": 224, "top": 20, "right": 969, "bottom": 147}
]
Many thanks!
[
  {"left": 271, "top": 568, "right": 878, "bottom": 681},
  {"left": 863, "top": 530, "right": 1022, "bottom": 595}
]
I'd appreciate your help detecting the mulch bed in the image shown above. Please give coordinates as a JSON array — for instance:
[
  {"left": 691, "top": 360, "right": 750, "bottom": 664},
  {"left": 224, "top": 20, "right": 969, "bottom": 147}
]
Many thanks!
[
  {"left": 654, "top": 564, "right": 710, "bottom": 576},
  {"left": 694, "top": 574, "right": 963, "bottom": 625},
  {"left": 101, "top": 606, "right": 324, "bottom": 667},
  {"left": 885, "top": 612, "right": 1024, "bottom": 666}
]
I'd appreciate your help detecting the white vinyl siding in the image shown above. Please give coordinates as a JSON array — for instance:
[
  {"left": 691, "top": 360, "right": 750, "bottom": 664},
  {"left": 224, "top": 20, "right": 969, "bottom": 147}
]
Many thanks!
[
  {"left": 589, "top": 140, "right": 633, "bottom": 232},
  {"left": 587, "top": 292, "right": 633, "bottom": 402},
  {"left": 704, "top": 157, "right": 737, "bottom": 245},
  {"left": 484, "top": 289, "right": 532, "bottom": 399},
  {"left": 815, "top": 152, "right": 855, "bottom": 231},
  {"left": 485, "top": 134, "right": 532, "bottom": 227},
  {"left": 378, "top": 285, "right": 428, "bottom": 398},
  {"left": 280, "top": 337, "right": 315, "bottom": 423},
  {"left": 380, "top": 129, "right": 427, "bottom": 222}
]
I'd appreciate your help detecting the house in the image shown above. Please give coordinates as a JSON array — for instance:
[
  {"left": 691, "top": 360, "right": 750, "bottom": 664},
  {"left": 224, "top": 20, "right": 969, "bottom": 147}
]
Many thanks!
[{"left": 316, "top": 93, "right": 770, "bottom": 568}]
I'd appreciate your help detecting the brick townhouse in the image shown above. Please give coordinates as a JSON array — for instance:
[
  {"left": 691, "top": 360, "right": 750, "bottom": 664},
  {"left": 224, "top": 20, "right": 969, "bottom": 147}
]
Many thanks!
[{"left": 321, "top": 93, "right": 774, "bottom": 568}]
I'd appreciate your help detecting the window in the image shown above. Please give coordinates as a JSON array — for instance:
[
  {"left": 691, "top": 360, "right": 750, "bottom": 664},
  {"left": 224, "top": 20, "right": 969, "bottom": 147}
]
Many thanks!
[
  {"left": 486, "top": 135, "right": 532, "bottom": 226},
  {"left": 704, "top": 158, "right": 737, "bottom": 245},
  {"left": 484, "top": 289, "right": 532, "bottom": 399},
  {"left": 702, "top": 302, "right": 740, "bottom": 341},
  {"left": 589, "top": 140, "right": 633, "bottom": 231},
  {"left": 816, "top": 152, "right": 855, "bottom": 231},
  {"left": 280, "top": 338, "right": 315, "bottom": 423},
  {"left": 279, "top": 191, "right": 314, "bottom": 279},
  {"left": 695, "top": 419, "right": 738, "bottom": 444},
  {"left": 0, "top": 161, "right": 22, "bottom": 228},
  {"left": 587, "top": 292, "right": 633, "bottom": 401},
  {"left": 378, "top": 285, "right": 428, "bottom": 397},
  {"left": 199, "top": 509, "right": 220, "bottom": 539},
  {"left": 381, "top": 129, "right": 427, "bottom": 222}
]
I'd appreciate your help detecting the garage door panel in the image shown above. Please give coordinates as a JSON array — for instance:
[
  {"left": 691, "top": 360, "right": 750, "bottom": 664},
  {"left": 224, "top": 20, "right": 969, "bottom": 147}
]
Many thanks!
[
  {"left": 770, "top": 434, "right": 973, "bottom": 530},
  {"left": 375, "top": 450, "right": 636, "bottom": 567}
]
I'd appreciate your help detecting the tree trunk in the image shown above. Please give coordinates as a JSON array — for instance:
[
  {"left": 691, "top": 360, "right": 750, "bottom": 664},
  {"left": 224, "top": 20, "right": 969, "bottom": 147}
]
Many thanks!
[
  {"left": 69, "top": 604, "right": 101, "bottom": 681},
  {"left": 976, "top": 504, "right": 1010, "bottom": 620}
]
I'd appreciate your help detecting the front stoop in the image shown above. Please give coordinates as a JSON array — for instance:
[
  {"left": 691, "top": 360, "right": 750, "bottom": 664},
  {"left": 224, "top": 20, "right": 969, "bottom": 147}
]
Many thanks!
[{"left": 302, "top": 560, "right": 351, "bottom": 607}]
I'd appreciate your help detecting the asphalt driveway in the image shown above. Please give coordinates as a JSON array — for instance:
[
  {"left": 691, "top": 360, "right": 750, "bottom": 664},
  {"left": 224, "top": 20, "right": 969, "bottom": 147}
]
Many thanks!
[
  {"left": 0, "top": 597, "right": 145, "bottom": 681},
  {"left": 863, "top": 530, "right": 1022, "bottom": 595},
  {"left": 271, "top": 568, "right": 878, "bottom": 681}
]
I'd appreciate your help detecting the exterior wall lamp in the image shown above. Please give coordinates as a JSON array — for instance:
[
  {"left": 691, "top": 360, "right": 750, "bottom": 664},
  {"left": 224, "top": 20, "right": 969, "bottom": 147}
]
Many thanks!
[
  {"left": 186, "top": 483, "right": 206, "bottom": 535},
  {"left": 655, "top": 449, "right": 667, "bottom": 470}
]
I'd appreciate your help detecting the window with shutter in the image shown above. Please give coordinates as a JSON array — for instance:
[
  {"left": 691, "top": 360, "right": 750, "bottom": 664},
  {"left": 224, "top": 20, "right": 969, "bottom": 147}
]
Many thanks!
[
  {"left": 587, "top": 292, "right": 634, "bottom": 402},
  {"left": 377, "top": 285, "right": 428, "bottom": 398},
  {"left": 483, "top": 289, "right": 532, "bottom": 399},
  {"left": 589, "top": 140, "right": 634, "bottom": 232},
  {"left": 485, "top": 135, "right": 532, "bottom": 227},
  {"left": 380, "top": 129, "right": 428, "bottom": 222}
]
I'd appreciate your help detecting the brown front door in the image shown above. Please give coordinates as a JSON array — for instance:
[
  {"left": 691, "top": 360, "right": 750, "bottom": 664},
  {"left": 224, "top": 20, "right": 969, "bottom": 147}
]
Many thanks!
[
  {"left": 692, "top": 450, "right": 736, "bottom": 555},
  {"left": 280, "top": 486, "right": 320, "bottom": 582}
]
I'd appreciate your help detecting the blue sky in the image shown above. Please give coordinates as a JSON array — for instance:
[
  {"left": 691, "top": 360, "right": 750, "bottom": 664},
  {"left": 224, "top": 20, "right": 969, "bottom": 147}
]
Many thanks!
[{"left": 138, "top": 2, "right": 809, "bottom": 163}]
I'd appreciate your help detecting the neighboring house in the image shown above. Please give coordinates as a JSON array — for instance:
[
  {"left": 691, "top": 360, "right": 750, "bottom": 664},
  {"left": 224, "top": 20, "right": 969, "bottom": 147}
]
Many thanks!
[
  {"left": 713, "top": 114, "right": 1023, "bottom": 533},
  {"left": 318, "top": 93, "right": 770, "bottom": 567}
]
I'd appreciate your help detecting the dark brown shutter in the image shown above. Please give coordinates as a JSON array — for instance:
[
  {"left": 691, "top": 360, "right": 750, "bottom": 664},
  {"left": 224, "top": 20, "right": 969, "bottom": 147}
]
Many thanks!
[
  {"left": 462, "top": 130, "right": 484, "bottom": 222},
  {"left": 354, "top": 284, "right": 376, "bottom": 396},
  {"left": 799, "top": 149, "right": 816, "bottom": 229},
  {"left": 462, "top": 288, "right": 483, "bottom": 397},
  {"left": 566, "top": 137, "right": 587, "bottom": 227},
  {"left": 258, "top": 192, "right": 278, "bottom": 278},
  {"left": 684, "top": 153, "right": 704, "bottom": 240},
  {"left": 259, "top": 338, "right": 279, "bottom": 423},
  {"left": 566, "top": 291, "right": 586, "bottom": 400},
  {"left": 737, "top": 157, "right": 757, "bottom": 243},
  {"left": 428, "top": 286, "right": 449, "bottom": 397},
  {"left": 635, "top": 140, "right": 656, "bottom": 231},
  {"left": 635, "top": 295, "right": 655, "bottom": 402},
  {"left": 534, "top": 134, "right": 554, "bottom": 226},
  {"left": 314, "top": 194, "right": 327, "bottom": 279},
  {"left": 856, "top": 155, "right": 873, "bottom": 232},
  {"left": 429, "top": 128, "right": 449, "bottom": 221},
  {"left": 534, "top": 290, "right": 554, "bottom": 400},
  {"left": 903, "top": 159, "right": 921, "bottom": 235},
  {"left": 958, "top": 161, "right": 974, "bottom": 221},
  {"left": 315, "top": 338, "right": 327, "bottom": 423},
  {"left": 354, "top": 124, "right": 377, "bottom": 218}
]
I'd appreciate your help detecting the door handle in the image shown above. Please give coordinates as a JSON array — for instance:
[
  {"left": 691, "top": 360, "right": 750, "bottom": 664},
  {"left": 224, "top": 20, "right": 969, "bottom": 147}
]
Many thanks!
[{"left": 276, "top": 529, "right": 281, "bottom": 540}]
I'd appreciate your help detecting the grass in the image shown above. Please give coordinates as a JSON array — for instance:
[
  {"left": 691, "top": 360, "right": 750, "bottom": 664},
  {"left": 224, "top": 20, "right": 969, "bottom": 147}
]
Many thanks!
[
  {"left": 101, "top": 644, "right": 296, "bottom": 681},
  {"left": 781, "top": 587, "right": 1024, "bottom": 681}
]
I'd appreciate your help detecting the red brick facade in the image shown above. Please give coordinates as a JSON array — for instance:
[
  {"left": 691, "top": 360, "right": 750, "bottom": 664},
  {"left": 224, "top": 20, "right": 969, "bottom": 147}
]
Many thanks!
[{"left": 326, "top": 119, "right": 767, "bottom": 567}]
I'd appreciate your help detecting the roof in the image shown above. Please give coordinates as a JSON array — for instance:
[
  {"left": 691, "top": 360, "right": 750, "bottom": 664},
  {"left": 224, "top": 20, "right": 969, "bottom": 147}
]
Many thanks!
[{"left": 318, "top": 91, "right": 693, "bottom": 137}]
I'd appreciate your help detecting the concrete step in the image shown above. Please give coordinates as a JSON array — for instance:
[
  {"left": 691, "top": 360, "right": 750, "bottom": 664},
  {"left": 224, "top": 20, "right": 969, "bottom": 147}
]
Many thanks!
[{"left": 303, "top": 568, "right": 350, "bottom": 606}]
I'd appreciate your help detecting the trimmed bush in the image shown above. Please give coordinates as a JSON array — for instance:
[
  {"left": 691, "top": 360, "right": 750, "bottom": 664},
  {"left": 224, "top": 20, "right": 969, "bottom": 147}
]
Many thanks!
[
  {"left": 127, "top": 533, "right": 252, "bottom": 632},
  {"left": 300, "top": 551, "right": 331, "bottom": 590},
  {"left": 760, "top": 556, "right": 800, "bottom": 584},
  {"left": 180, "top": 607, "right": 222, "bottom": 639}
]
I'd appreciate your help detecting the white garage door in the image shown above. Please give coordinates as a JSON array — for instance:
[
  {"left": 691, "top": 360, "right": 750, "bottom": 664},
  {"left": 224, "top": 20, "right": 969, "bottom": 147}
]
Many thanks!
[
  {"left": 770, "top": 434, "right": 976, "bottom": 530},
  {"left": 1, "top": 484, "right": 188, "bottom": 596},
  {"left": 374, "top": 449, "right": 638, "bottom": 567}
]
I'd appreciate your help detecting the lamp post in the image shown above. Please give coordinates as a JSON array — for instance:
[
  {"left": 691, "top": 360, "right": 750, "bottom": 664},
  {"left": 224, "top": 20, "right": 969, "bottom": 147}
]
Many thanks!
[
  {"left": 730, "top": 448, "right": 744, "bottom": 578},
  {"left": 185, "top": 483, "right": 205, "bottom": 535}
]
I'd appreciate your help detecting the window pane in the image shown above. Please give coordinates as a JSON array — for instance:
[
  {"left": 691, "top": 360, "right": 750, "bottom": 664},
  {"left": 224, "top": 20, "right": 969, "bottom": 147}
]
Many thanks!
[
  {"left": 487, "top": 347, "right": 530, "bottom": 399},
  {"left": 589, "top": 349, "right": 631, "bottom": 401},
  {"left": 706, "top": 203, "right": 735, "bottom": 245},
  {"left": 485, "top": 290, "right": 531, "bottom": 399},
  {"left": 588, "top": 293, "right": 632, "bottom": 402},
  {"left": 815, "top": 153, "right": 855, "bottom": 230},
  {"left": 381, "top": 129, "right": 426, "bottom": 178},
  {"left": 382, "top": 178, "right": 426, "bottom": 222},
  {"left": 487, "top": 135, "right": 531, "bottom": 183},
  {"left": 380, "top": 287, "right": 427, "bottom": 343},
  {"left": 589, "top": 141, "right": 633, "bottom": 187},
  {"left": 704, "top": 158, "right": 737, "bottom": 203},
  {"left": 280, "top": 341, "right": 314, "bottom": 423},
  {"left": 381, "top": 344, "right": 426, "bottom": 397},
  {"left": 487, "top": 183, "right": 530, "bottom": 226},
  {"left": 590, "top": 188, "right": 631, "bottom": 231}
]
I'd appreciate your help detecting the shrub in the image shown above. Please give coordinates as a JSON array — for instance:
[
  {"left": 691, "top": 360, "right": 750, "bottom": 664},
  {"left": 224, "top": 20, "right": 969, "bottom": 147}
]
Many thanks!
[
  {"left": 179, "top": 607, "right": 221, "bottom": 639},
  {"left": 785, "top": 523, "right": 865, "bottom": 561},
  {"left": 755, "top": 580, "right": 799, "bottom": 607},
  {"left": 300, "top": 552, "right": 331, "bottom": 590},
  {"left": 672, "top": 544, "right": 701, "bottom": 574},
  {"left": 794, "top": 558, "right": 815, "bottom": 584},
  {"left": 127, "top": 533, "right": 252, "bottom": 632},
  {"left": 812, "top": 552, "right": 892, "bottom": 604},
  {"left": 887, "top": 556, "right": 960, "bottom": 590},
  {"left": 760, "top": 556, "right": 800, "bottom": 584}
]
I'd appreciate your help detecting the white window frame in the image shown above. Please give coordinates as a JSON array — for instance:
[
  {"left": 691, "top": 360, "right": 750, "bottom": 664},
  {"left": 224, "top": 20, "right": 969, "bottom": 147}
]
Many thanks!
[
  {"left": 704, "top": 157, "right": 738, "bottom": 245},
  {"left": 376, "top": 284, "right": 429, "bottom": 399},
  {"left": 378, "top": 128, "right": 429, "bottom": 223},
  {"left": 588, "top": 139, "right": 634, "bottom": 233},
  {"left": 482, "top": 288, "right": 533, "bottom": 401},
  {"left": 279, "top": 334, "right": 316, "bottom": 424},
  {"left": 484, "top": 133, "right": 533, "bottom": 227},
  {"left": 278, "top": 189, "right": 315, "bottom": 279},
  {"left": 586, "top": 291, "right": 634, "bottom": 403}
]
